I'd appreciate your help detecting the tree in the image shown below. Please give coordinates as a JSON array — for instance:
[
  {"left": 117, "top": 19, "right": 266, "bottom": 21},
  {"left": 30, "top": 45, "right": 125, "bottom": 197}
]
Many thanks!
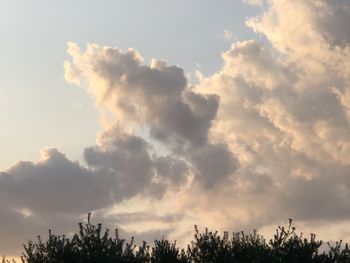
[{"left": 2, "top": 215, "right": 348, "bottom": 262}]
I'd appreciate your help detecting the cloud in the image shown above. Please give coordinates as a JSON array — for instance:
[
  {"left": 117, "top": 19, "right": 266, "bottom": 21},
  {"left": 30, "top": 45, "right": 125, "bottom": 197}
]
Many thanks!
[
  {"left": 0, "top": 40, "right": 240, "bottom": 255},
  {"left": 2, "top": 0, "right": 350, "bottom": 256},
  {"left": 191, "top": 0, "right": 350, "bottom": 230},
  {"left": 243, "top": 0, "right": 263, "bottom": 6},
  {"left": 223, "top": 30, "right": 233, "bottom": 40},
  {"left": 191, "top": 143, "right": 239, "bottom": 189},
  {"left": 0, "top": 149, "right": 114, "bottom": 214},
  {"left": 64, "top": 42, "right": 238, "bottom": 188},
  {"left": 64, "top": 43, "right": 221, "bottom": 148}
]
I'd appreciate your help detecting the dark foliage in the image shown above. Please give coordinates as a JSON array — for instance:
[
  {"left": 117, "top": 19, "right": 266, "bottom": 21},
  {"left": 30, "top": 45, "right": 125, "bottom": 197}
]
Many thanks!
[{"left": 3, "top": 215, "right": 350, "bottom": 262}]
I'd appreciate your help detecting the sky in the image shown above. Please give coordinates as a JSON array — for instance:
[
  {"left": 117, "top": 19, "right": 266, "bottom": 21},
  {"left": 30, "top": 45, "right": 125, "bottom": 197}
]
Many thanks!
[
  {"left": 0, "top": 0, "right": 259, "bottom": 170},
  {"left": 1, "top": 0, "right": 350, "bottom": 257}
]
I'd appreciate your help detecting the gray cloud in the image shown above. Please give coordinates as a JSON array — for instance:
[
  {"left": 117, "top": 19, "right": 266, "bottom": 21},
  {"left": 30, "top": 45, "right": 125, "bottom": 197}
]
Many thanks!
[
  {"left": 64, "top": 42, "right": 238, "bottom": 189},
  {"left": 311, "top": 0, "right": 350, "bottom": 46},
  {"left": 0, "top": 149, "right": 114, "bottom": 214},
  {"left": 84, "top": 131, "right": 155, "bottom": 200},
  {"left": 280, "top": 163, "right": 350, "bottom": 221},
  {"left": 64, "top": 44, "right": 220, "bottom": 148},
  {"left": 191, "top": 143, "right": 239, "bottom": 189}
]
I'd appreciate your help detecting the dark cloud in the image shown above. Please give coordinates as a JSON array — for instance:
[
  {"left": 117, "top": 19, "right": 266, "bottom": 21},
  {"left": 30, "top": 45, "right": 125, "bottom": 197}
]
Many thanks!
[
  {"left": 279, "top": 163, "right": 350, "bottom": 221},
  {"left": 191, "top": 143, "right": 239, "bottom": 189},
  {"left": 84, "top": 131, "right": 155, "bottom": 200},
  {"left": 65, "top": 42, "right": 237, "bottom": 189},
  {"left": 313, "top": 0, "right": 350, "bottom": 46},
  {"left": 65, "top": 43, "right": 221, "bottom": 148},
  {"left": 0, "top": 149, "right": 114, "bottom": 214},
  {"left": 154, "top": 156, "right": 189, "bottom": 188}
]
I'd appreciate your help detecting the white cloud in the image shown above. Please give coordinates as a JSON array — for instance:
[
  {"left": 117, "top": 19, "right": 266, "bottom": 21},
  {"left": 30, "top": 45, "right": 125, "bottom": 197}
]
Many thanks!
[
  {"left": 223, "top": 29, "right": 233, "bottom": 40},
  {"left": 243, "top": 0, "right": 263, "bottom": 6},
  {"left": 192, "top": 0, "right": 350, "bottom": 231}
]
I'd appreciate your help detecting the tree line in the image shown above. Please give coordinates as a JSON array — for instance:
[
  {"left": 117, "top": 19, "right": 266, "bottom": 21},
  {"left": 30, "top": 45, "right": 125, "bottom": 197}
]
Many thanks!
[{"left": 3, "top": 214, "right": 350, "bottom": 263}]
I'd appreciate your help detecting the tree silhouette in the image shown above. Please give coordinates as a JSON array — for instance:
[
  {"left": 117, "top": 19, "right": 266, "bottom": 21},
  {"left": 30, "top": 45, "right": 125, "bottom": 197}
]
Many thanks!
[{"left": 1, "top": 215, "right": 349, "bottom": 262}]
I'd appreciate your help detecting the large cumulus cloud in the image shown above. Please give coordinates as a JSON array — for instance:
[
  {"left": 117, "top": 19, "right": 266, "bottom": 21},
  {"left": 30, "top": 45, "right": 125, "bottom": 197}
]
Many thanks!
[
  {"left": 0, "top": 34, "right": 238, "bottom": 256},
  {"left": 64, "top": 42, "right": 238, "bottom": 189},
  {"left": 2, "top": 0, "right": 350, "bottom": 256},
  {"left": 0, "top": 130, "right": 190, "bottom": 255},
  {"left": 192, "top": 0, "right": 350, "bottom": 231}
]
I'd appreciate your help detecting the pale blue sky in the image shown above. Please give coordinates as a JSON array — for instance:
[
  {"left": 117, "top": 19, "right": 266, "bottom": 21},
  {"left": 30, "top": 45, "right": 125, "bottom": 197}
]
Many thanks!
[{"left": 0, "top": 0, "right": 260, "bottom": 169}]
